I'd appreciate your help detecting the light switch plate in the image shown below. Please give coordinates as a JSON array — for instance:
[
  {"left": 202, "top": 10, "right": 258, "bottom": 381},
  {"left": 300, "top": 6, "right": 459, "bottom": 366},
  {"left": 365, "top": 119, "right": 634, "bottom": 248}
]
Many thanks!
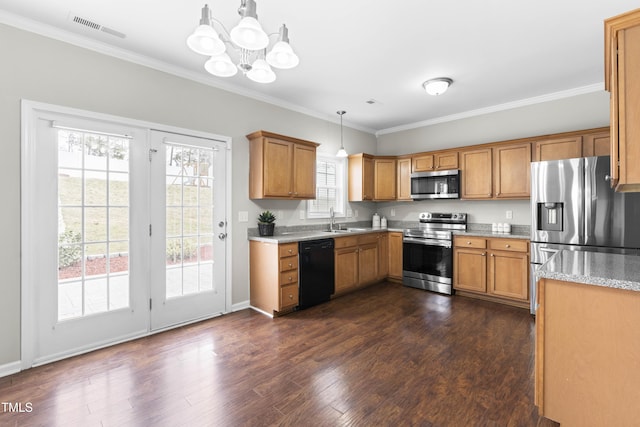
[
  {"left": 506, "top": 210, "right": 513, "bottom": 219},
  {"left": 390, "top": 208, "right": 396, "bottom": 217},
  {"left": 299, "top": 210, "right": 305, "bottom": 220},
  {"left": 347, "top": 209, "right": 353, "bottom": 218},
  {"left": 238, "top": 211, "right": 248, "bottom": 222}
]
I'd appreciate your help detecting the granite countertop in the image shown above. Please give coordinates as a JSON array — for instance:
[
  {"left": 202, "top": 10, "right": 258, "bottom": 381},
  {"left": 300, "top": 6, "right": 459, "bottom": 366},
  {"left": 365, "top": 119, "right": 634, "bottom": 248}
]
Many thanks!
[
  {"left": 249, "top": 227, "right": 403, "bottom": 244},
  {"left": 453, "top": 230, "right": 530, "bottom": 240},
  {"left": 536, "top": 250, "right": 640, "bottom": 292},
  {"left": 248, "top": 224, "right": 530, "bottom": 243}
]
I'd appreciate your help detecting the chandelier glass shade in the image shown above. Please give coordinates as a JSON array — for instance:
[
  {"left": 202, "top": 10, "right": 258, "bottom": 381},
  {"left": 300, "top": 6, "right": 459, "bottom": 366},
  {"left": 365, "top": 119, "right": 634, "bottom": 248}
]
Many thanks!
[{"left": 187, "top": 1, "right": 299, "bottom": 83}]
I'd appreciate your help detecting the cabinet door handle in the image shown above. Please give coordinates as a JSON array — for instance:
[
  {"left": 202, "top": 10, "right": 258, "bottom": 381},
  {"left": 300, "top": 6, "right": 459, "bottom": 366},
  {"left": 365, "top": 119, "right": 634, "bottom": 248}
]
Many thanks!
[
  {"left": 288, "top": 276, "right": 293, "bottom": 281},
  {"left": 288, "top": 249, "right": 293, "bottom": 254},
  {"left": 490, "top": 254, "right": 494, "bottom": 257},
  {"left": 288, "top": 191, "right": 292, "bottom": 195},
  {"left": 288, "top": 294, "right": 293, "bottom": 300},
  {"left": 505, "top": 244, "right": 510, "bottom": 248},
  {"left": 467, "top": 241, "right": 472, "bottom": 245},
  {"left": 481, "top": 253, "right": 486, "bottom": 256},
  {"left": 488, "top": 193, "right": 491, "bottom": 197},
  {"left": 288, "top": 263, "right": 293, "bottom": 268}
]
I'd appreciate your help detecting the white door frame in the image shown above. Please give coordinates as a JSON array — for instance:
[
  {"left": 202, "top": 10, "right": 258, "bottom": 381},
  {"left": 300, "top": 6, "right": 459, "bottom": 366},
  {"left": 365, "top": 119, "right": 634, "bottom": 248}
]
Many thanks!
[{"left": 20, "top": 100, "right": 233, "bottom": 369}]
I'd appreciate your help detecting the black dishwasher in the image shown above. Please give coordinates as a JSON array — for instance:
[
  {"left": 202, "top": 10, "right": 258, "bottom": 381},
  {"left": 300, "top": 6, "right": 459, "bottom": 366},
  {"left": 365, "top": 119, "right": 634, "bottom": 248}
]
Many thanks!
[{"left": 298, "top": 238, "right": 335, "bottom": 309}]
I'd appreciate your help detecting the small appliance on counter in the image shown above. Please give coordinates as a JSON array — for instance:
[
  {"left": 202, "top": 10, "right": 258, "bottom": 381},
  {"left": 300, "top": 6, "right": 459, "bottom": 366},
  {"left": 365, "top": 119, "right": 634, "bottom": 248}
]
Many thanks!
[
  {"left": 403, "top": 212, "right": 467, "bottom": 295},
  {"left": 372, "top": 212, "right": 381, "bottom": 228}
]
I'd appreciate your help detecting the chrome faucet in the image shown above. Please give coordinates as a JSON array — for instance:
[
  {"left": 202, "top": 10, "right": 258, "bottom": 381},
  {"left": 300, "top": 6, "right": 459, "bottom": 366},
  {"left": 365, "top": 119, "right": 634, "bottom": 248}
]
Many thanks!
[{"left": 329, "top": 207, "right": 336, "bottom": 231}]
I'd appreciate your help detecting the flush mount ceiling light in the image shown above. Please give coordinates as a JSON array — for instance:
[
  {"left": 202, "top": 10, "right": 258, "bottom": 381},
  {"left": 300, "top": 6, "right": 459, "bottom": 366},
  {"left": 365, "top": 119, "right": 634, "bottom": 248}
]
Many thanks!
[
  {"left": 336, "top": 110, "right": 348, "bottom": 158},
  {"left": 422, "top": 78, "right": 453, "bottom": 96},
  {"left": 188, "top": 1, "right": 299, "bottom": 84}
]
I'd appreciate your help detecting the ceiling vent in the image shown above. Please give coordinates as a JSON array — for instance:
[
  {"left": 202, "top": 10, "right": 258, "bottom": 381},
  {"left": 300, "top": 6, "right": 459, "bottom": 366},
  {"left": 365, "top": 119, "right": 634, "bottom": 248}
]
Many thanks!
[{"left": 69, "top": 13, "right": 126, "bottom": 39}]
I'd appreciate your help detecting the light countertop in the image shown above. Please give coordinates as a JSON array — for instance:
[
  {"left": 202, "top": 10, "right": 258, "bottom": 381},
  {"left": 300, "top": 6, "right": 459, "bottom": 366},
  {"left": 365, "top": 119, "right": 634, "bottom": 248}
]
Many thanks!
[{"left": 536, "top": 250, "right": 640, "bottom": 292}]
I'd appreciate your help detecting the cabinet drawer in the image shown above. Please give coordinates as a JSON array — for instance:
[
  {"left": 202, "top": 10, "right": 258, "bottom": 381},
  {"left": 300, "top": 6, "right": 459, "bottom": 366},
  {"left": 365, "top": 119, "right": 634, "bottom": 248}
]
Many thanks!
[
  {"left": 358, "top": 233, "right": 380, "bottom": 245},
  {"left": 455, "top": 236, "right": 487, "bottom": 249},
  {"left": 279, "top": 256, "right": 298, "bottom": 272},
  {"left": 334, "top": 236, "right": 359, "bottom": 249},
  {"left": 280, "top": 283, "right": 299, "bottom": 309},
  {"left": 279, "top": 243, "right": 298, "bottom": 257},
  {"left": 488, "top": 238, "right": 528, "bottom": 253},
  {"left": 280, "top": 270, "right": 298, "bottom": 285}
]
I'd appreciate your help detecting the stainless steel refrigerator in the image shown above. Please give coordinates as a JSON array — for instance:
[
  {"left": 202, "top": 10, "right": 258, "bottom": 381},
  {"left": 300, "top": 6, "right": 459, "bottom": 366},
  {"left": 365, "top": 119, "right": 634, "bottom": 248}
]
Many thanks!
[{"left": 530, "top": 156, "right": 640, "bottom": 314}]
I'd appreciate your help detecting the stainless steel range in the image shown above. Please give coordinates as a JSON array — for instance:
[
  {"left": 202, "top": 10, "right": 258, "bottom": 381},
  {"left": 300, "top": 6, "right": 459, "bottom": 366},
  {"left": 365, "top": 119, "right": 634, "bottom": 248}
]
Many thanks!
[{"left": 403, "top": 212, "right": 467, "bottom": 295}]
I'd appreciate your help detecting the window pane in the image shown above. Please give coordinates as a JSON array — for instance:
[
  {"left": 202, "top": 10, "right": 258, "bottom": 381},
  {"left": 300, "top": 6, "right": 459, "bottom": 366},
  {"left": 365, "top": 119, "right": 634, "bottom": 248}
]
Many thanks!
[{"left": 57, "top": 128, "right": 131, "bottom": 320}]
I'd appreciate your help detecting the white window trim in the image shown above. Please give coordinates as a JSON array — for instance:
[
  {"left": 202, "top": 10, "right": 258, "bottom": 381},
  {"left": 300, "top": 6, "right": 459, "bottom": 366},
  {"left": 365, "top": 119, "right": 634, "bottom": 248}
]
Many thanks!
[{"left": 307, "top": 154, "right": 347, "bottom": 219}]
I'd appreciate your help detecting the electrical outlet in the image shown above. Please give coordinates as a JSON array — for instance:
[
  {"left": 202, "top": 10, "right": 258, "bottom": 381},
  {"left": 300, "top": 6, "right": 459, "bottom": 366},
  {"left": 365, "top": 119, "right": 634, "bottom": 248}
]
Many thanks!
[
  {"left": 506, "top": 210, "right": 513, "bottom": 219},
  {"left": 390, "top": 208, "right": 396, "bottom": 217},
  {"left": 238, "top": 211, "right": 248, "bottom": 222},
  {"left": 299, "top": 210, "right": 305, "bottom": 220}
]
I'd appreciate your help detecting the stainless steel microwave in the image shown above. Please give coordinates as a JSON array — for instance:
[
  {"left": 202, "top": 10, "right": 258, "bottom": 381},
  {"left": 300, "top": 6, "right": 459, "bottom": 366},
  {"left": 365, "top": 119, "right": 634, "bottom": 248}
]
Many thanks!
[{"left": 410, "top": 170, "right": 460, "bottom": 199}]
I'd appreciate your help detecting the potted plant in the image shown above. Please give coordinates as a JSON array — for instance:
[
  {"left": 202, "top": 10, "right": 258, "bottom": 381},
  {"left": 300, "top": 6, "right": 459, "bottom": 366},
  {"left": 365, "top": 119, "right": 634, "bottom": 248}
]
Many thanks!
[{"left": 257, "top": 210, "right": 276, "bottom": 236}]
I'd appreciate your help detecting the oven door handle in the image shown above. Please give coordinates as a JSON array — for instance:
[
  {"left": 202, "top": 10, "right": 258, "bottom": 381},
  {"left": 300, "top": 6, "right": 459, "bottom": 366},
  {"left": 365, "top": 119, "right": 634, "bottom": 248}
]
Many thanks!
[{"left": 403, "top": 237, "right": 452, "bottom": 248}]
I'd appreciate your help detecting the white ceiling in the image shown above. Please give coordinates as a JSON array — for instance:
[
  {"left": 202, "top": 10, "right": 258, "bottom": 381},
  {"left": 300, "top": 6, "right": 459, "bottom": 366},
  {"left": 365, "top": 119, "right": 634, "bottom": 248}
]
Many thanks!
[{"left": 0, "top": 0, "right": 637, "bottom": 134}]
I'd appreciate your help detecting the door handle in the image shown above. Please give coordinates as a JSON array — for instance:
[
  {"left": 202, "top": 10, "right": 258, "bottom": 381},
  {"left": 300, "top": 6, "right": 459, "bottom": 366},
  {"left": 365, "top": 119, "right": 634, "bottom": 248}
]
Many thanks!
[{"left": 218, "top": 233, "right": 227, "bottom": 240}]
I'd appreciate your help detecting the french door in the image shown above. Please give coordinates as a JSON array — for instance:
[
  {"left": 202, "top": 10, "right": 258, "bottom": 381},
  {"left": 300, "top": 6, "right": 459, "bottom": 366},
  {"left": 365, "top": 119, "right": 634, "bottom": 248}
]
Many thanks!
[
  {"left": 149, "top": 131, "right": 227, "bottom": 330},
  {"left": 22, "top": 104, "right": 228, "bottom": 367}
]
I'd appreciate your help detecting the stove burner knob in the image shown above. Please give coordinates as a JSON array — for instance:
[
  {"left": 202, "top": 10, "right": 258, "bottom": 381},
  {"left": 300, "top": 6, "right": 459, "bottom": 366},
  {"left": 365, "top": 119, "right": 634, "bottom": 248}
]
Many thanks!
[{"left": 452, "top": 214, "right": 458, "bottom": 219}]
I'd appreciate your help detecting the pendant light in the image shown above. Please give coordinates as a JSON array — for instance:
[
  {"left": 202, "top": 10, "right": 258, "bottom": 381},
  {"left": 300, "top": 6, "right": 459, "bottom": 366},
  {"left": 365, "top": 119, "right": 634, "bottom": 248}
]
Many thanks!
[{"left": 336, "top": 110, "right": 348, "bottom": 158}]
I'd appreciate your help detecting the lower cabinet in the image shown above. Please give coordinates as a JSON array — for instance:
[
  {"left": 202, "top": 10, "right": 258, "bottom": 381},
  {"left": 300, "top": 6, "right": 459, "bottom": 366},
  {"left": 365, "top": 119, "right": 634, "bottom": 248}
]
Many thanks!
[
  {"left": 249, "top": 241, "right": 299, "bottom": 316},
  {"left": 453, "top": 236, "right": 529, "bottom": 308},
  {"left": 388, "top": 232, "right": 403, "bottom": 281},
  {"left": 334, "top": 233, "right": 382, "bottom": 295}
]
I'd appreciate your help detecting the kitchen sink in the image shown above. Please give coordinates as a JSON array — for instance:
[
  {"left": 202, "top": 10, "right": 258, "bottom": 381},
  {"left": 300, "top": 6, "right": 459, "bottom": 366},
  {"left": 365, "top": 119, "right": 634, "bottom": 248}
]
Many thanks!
[{"left": 323, "top": 229, "right": 351, "bottom": 233}]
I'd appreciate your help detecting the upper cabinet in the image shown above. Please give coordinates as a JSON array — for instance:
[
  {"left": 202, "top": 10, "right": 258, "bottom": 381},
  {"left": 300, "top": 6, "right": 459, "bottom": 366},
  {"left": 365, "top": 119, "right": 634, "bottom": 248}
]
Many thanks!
[
  {"left": 412, "top": 151, "right": 458, "bottom": 172},
  {"left": 461, "top": 142, "right": 531, "bottom": 200},
  {"left": 396, "top": 156, "right": 413, "bottom": 201},
  {"left": 247, "top": 131, "right": 319, "bottom": 200},
  {"left": 348, "top": 154, "right": 397, "bottom": 201},
  {"left": 605, "top": 9, "right": 640, "bottom": 192},
  {"left": 531, "top": 128, "right": 610, "bottom": 162},
  {"left": 533, "top": 136, "right": 583, "bottom": 162},
  {"left": 373, "top": 157, "right": 397, "bottom": 201},
  {"left": 493, "top": 143, "right": 531, "bottom": 199},
  {"left": 348, "top": 153, "right": 374, "bottom": 201}
]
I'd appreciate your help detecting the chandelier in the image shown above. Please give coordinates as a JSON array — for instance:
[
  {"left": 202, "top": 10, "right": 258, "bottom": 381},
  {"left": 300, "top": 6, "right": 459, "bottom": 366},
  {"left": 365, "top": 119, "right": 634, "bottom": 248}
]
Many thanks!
[{"left": 187, "top": 1, "right": 300, "bottom": 84}]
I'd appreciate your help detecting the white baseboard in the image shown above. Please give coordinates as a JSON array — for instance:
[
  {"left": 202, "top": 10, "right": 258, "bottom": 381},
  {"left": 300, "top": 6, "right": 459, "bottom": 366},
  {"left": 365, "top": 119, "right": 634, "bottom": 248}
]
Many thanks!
[
  {"left": 0, "top": 361, "right": 22, "bottom": 378},
  {"left": 232, "top": 300, "right": 250, "bottom": 312}
]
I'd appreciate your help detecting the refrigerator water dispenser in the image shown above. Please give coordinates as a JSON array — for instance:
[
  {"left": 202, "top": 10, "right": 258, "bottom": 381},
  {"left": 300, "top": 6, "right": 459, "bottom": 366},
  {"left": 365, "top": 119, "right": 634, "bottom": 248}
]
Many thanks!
[{"left": 537, "top": 202, "right": 563, "bottom": 231}]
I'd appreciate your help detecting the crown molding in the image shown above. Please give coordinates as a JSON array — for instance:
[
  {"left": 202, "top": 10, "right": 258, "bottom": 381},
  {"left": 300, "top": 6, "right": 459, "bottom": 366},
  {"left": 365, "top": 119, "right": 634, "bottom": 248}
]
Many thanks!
[
  {"left": 0, "top": 10, "right": 376, "bottom": 135},
  {"left": 376, "top": 83, "right": 605, "bottom": 137}
]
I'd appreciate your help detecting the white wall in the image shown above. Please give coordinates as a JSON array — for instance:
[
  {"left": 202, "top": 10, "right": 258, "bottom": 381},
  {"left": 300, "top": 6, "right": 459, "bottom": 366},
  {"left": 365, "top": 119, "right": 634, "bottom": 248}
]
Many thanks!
[
  {"left": 0, "top": 23, "right": 377, "bottom": 366},
  {"left": 0, "top": 21, "right": 611, "bottom": 368},
  {"left": 376, "top": 91, "right": 610, "bottom": 226}
]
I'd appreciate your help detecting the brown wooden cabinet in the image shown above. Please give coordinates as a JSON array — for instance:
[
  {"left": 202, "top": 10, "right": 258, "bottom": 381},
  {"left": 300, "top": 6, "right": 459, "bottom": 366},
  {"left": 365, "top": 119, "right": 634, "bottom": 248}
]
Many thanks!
[
  {"left": 461, "top": 143, "right": 530, "bottom": 200},
  {"left": 605, "top": 9, "right": 640, "bottom": 191},
  {"left": 396, "top": 157, "right": 412, "bottom": 201},
  {"left": 533, "top": 136, "right": 583, "bottom": 162},
  {"left": 536, "top": 277, "right": 640, "bottom": 425},
  {"left": 411, "top": 151, "right": 458, "bottom": 172},
  {"left": 247, "top": 131, "right": 319, "bottom": 200},
  {"left": 582, "top": 131, "right": 611, "bottom": 157},
  {"left": 376, "top": 232, "right": 388, "bottom": 280},
  {"left": 334, "top": 233, "right": 382, "bottom": 294},
  {"left": 249, "top": 241, "right": 299, "bottom": 316},
  {"left": 348, "top": 153, "right": 374, "bottom": 201},
  {"left": 453, "top": 236, "right": 529, "bottom": 308},
  {"left": 493, "top": 142, "right": 531, "bottom": 199},
  {"left": 373, "top": 157, "right": 397, "bottom": 200},
  {"left": 460, "top": 148, "right": 493, "bottom": 199},
  {"left": 388, "top": 232, "right": 403, "bottom": 281}
]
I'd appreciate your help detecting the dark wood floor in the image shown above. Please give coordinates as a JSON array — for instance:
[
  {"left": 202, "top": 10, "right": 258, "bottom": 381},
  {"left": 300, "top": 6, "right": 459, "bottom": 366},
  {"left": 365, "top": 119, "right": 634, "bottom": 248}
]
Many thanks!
[{"left": 0, "top": 282, "right": 558, "bottom": 426}]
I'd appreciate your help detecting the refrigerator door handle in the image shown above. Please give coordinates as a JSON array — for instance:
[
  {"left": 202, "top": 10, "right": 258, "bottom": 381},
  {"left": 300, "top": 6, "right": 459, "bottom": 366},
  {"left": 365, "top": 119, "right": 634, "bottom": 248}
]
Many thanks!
[{"left": 583, "top": 157, "right": 594, "bottom": 245}]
